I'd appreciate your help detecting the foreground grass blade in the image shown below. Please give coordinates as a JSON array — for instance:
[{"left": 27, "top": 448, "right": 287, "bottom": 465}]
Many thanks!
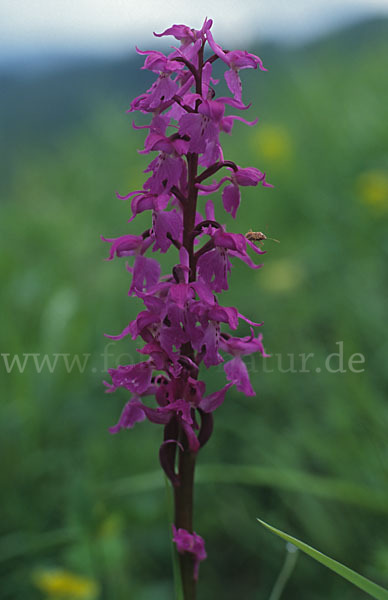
[{"left": 257, "top": 519, "right": 388, "bottom": 600}]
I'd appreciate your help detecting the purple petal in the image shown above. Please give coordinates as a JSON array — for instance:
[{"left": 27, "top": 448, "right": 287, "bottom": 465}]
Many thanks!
[
  {"left": 154, "top": 24, "right": 195, "bottom": 42},
  {"left": 109, "top": 399, "right": 146, "bottom": 433},
  {"left": 181, "top": 421, "right": 200, "bottom": 452},
  {"left": 201, "top": 321, "right": 223, "bottom": 367},
  {"left": 192, "top": 279, "right": 215, "bottom": 305},
  {"left": 224, "top": 356, "right": 255, "bottom": 396},
  {"left": 222, "top": 183, "right": 240, "bottom": 218},
  {"left": 205, "top": 29, "right": 228, "bottom": 63},
  {"left": 154, "top": 209, "right": 182, "bottom": 253},
  {"left": 172, "top": 526, "right": 207, "bottom": 580},
  {"left": 224, "top": 69, "right": 242, "bottom": 102},
  {"left": 101, "top": 234, "right": 143, "bottom": 260},
  {"left": 221, "top": 115, "right": 258, "bottom": 134},
  {"left": 106, "top": 362, "right": 153, "bottom": 395},
  {"left": 198, "top": 248, "right": 231, "bottom": 293},
  {"left": 129, "top": 256, "right": 161, "bottom": 294},
  {"left": 199, "top": 383, "right": 232, "bottom": 412},
  {"left": 169, "top": 283, "right": 191, "bottom": 308}
]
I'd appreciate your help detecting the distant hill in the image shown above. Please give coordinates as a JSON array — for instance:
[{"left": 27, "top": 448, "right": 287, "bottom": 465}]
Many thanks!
[{"left": 1, "top": 16, "right": 387, "bottom": 194}]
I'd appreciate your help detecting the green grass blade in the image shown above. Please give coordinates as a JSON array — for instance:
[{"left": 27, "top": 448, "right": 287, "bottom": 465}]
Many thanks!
[
  {"left": 105, "top": 464, "right": 388, "bottom": 515},
  {"left": 257, "top": 519, "right": 388, "bottom": 600},
  {"left": 164, "top": 477, "right": 183, "bottom": 600},
  {"left": 0, "top": 528, "right": 78, "bottom": 563}
]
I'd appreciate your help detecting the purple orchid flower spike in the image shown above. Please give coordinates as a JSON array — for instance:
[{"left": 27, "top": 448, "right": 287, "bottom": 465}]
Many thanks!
[{"left": 103, "top": 18, "right": 272, "bottom": 599}]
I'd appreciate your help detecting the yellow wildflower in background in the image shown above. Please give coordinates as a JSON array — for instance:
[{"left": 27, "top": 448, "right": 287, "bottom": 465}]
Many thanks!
[
  {"left": 33, "top": 569, "right": 99, "bottom": 599},
  {"left": 259, "top": 259, "right": 304, "bottom": 293},
  {"left": 357, "top": 169, "right": 388, "bottom": 212},
  {"left": 250, "top": 124, "right": 292, "bottom": 162}
]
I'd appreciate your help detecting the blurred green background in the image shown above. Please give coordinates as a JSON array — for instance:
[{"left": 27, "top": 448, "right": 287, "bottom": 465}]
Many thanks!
[{"left": 1, "top": 16, "right": 388, "bottom": 600}]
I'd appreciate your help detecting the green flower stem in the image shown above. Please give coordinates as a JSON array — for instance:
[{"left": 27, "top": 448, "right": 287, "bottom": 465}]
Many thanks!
[{"left": 268, "top": 544, "right": 298, "bottom": 600}]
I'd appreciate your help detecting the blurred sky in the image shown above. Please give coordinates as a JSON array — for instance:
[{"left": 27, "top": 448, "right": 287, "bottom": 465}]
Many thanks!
[{"left": 1, "top": 0, "right": 388, "bottom": 65}]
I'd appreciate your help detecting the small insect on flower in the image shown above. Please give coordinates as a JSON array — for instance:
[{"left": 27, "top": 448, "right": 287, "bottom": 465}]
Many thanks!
[{"left": 245, "top": 229, "right": 280, "bottom": 246}]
